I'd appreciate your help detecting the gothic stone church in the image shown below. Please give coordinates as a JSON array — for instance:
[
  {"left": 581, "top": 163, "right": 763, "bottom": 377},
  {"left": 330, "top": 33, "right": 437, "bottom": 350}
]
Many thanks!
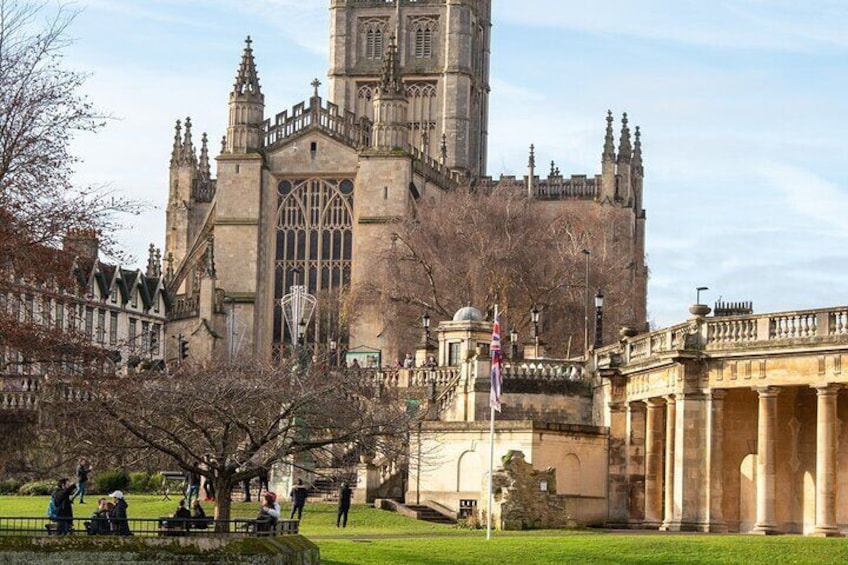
[{"left": 163, "top": 0, "right": 647, "bottom": 364}]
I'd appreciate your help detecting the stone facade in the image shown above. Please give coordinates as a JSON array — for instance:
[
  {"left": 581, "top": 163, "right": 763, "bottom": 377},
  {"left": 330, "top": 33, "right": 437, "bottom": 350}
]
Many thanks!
[
  {"left": 161, "top": 0, "right": 648, "bottom": 365},
  {"left": 595, "top": 305, "right": 848, "bottom": 536}
]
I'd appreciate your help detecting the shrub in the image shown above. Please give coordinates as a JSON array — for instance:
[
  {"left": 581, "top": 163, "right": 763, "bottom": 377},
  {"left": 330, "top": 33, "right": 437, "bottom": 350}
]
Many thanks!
[
  {"left": 93, "top": 469, "right": 129, "bottom": 494},
  {"left": 0, "top": 478, "right": 23, "bottom": 494},
  {"left": 129, "top": 471, "right": 163, "bottom": 493},
  {"left": 18, "top": 479, "right": 55, "bottom": 496}
]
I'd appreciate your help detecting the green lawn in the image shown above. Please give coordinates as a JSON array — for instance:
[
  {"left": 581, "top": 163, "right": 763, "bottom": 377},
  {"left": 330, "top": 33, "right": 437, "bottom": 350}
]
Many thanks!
[{"left": 3, "top": 496, "right": 847, "bottom": 564}]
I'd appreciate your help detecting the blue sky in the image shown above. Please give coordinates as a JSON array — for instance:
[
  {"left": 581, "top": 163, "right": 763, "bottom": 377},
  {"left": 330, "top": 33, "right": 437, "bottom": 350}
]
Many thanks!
[{"left": 62, "top": 1, "right": 848, "bottom": 327}]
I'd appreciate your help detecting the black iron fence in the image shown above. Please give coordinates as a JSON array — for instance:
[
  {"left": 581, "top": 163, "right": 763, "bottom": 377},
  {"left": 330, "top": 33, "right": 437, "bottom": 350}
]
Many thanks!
[{"left": 0, "top": 516, "right": 299, "bottom": 537}]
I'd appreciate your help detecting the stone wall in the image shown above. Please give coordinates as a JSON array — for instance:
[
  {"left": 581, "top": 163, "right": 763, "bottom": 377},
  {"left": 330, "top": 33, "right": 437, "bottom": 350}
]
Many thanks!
[
  {"left": 490, "top": 450, "right": 572, "bottom": 530},
  {"left": 0, "top": 536, "right": 320, "bottom": 564}
]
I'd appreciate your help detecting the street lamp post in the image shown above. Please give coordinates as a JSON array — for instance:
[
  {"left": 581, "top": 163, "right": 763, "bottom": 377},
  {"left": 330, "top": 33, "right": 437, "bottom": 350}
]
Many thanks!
[
  {"left": 581, "top": 249, "right": 591, "bottom": 355},
  {"left": 509, "top": 327, "right": 519, "bottom": 360},
  {"left": 594, "top": 290, "right": 604, "bottom": 349},
  {"left": 530, "top": 303, "right": 540, "bottom": 359},
  {"left": 329, "top": 337, "right": 338, "bottom": 367},
  {"left": 297, "top": 319, "right": 307, "bottom": 347},
  {"left": 696, "top": 286, "right": 709, "bottom": 305},
  {"left": 422, "top": 311, "right": 431, "bottom": 346}
]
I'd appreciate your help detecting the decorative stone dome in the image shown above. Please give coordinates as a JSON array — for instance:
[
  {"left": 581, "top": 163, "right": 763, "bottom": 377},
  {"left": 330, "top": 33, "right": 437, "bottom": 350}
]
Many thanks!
[{"left": 452, "top": 306, "right": 484, "bottom": 322}]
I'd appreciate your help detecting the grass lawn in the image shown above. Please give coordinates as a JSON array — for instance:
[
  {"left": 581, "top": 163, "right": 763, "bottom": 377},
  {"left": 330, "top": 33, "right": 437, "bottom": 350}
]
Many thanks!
[{"left": 3, "top": 495, "right": 848, "bottom": 564}]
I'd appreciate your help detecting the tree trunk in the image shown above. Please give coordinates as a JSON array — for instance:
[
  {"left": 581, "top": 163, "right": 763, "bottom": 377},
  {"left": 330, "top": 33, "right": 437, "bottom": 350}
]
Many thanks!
[{"left": 213, "top": 478, "right": 233, "bottom": 533}]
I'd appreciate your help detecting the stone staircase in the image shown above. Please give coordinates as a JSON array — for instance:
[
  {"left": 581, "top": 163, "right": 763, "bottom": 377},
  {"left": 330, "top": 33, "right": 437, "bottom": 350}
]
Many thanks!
[{"left": 403, "top": 504, "right": 457, "bottom": 525}]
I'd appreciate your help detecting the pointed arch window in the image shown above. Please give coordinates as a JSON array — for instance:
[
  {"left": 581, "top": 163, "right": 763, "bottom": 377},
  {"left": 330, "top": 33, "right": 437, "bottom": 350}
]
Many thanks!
[
  {"left": 274, "top": 178, "right": 354, "bottom": 347},
  {"left": 411, "top": 17, "right": 437, "bottom": 59},
  {"left": 361, "top": 19, "right": 387, "bottom": 60}
]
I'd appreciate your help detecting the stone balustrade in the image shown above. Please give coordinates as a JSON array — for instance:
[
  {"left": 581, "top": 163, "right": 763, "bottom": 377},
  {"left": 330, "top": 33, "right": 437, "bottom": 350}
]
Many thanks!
[{"left": 597, "top": 306, "right": 848, "bottom": 368}]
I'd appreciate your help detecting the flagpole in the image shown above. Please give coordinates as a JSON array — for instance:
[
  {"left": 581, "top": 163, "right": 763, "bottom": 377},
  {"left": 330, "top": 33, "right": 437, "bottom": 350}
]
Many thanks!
[{"left": 486, "top": 304, "right": 498, "bottom": 540}]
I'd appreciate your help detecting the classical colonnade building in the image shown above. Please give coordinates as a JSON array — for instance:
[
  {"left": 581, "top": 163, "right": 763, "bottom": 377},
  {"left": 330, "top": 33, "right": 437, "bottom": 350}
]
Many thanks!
[{"left": 596, "top": 306, "right": 848, "bottom": 535}]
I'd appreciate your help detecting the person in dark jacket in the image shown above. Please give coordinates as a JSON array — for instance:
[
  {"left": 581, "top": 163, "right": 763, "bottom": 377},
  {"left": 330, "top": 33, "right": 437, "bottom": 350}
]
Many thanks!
[
  {"left": 108, "top": 490, "right": 131, "bottom": 535},
  {"left": 191, "top": 500, "right": 212, "bottom": 530},
  {"left": 336, "top": 482, "right": 352, "bottom": 528},
  {"left": 258, "top": 467, "right": 270, "bottom": 499},
  {"left": 87, "top": 498, "right": 110, "bottom": 534},
  {"left": 289, "top": 479, "right": 308, "bottom": 520},
  {"left": 71, "top": 457, "right": 92, "bottom": 504},
  {"left": 52, "top": 478, "right": 76, "bottom": 535},
  {"left": 185, "top": 470, "right": 201, "bottom": 506}
]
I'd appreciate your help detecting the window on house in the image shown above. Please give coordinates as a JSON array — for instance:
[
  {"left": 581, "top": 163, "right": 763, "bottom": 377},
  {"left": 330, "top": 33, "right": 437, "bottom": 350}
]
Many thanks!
[
  {"left": 85, "top": 307, "right": 94, "bottom": 339},
  {"left": 24, "top": 295, "right": 34, "bottom": 322},
  {"left": 97, "top": 309, "right": 106, "bottom": 344},
  {"left": 110, "top": 312, "right": 118, "bottom": 345},
  {"left": 151, "top": 324, "right": 160, "bottom": 356},
  {"left": 129, "top": 318, "right": 137, "bottom": 351},
  {"left": 55, "top": 302, "right": 64, "bottom": 330},
  {"left": 141, "top": 321, "right": 150, "bottom": 354},
  {"left": 131, "top": 287, "right": 138, "bottom": 309},
  {"left": 448, "top": 342, "right": 461, "bottom": 366}
]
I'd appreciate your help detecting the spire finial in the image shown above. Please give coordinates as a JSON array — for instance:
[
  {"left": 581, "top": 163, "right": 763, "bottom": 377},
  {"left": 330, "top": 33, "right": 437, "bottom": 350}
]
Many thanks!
[
  {"left": 221, "top": 135, "right": 227, "bottom": 154},
  {"left": 165, "top": 252, "right": 175, "bottom": 281},
  {"left": 618, "top": 112, "right": 632, "bottom": 162},
  {"left": 170, "top": 119, "right": 182, "bottom": 167},
  {"left": 146, "top": 244, "right": 157, "bottom": 277},
  {"left": 603, "top": 110, "right": 616, "bottom": 162},
  {"left": 550, "top": 160, "right": 556, "bottom": 177},
  {"left": 633, "top": 125, "right": 643, "bottom": 170},
  {"left": 198, "top": 132, "right": 211, "bottom": 179},
  {"left": 204, "top": 232, "right": 216, "bottom": 278},
  {"left": 181, "top": 117, "right": 196, "bottom": 166},
  {"left": 528, "top": 144, "right": 536, "bottom": 169},
  {"left": 311, "top": 78, "right": 321, "bottom": 99},
  {"left": 155, "top": 248, "right": 162, "bottom": 278},
  {"left": 378, "top": 35, "right": 404, "bottom": 96},
  {"left": 233, "top": 35, "right": 262, "bottom": 98}
]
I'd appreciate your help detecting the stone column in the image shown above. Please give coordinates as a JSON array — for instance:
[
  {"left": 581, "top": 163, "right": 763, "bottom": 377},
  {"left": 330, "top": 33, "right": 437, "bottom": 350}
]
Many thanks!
[
  {"left": 627, "top": 402, "right": 647, "bottom": 525},
  {"left": 752, "top": 386, "right": 780, "bottom": 535},
  {"left": 811, "top": 384, "right": 841, "bottom": 537},
  {"left": 660, "top": 395, "right": 676, "bottom": 531},
  {"left": 607, "top": 401, "right": 629, "bottom": 526},
  {"left": 643, "top": 398, "right": 665, "bottom": 528},
  {"left": 707, "top": 389, "right": 727, "bottom": 532}
]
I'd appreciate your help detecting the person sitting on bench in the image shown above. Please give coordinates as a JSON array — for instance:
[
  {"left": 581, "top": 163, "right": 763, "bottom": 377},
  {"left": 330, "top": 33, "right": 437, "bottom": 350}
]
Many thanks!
[
  {"left": 191, "top": 500, "right": 212, "bottom": 530},
  {"left": 254, "top": 492, "right": 279, "bottom": 533}
]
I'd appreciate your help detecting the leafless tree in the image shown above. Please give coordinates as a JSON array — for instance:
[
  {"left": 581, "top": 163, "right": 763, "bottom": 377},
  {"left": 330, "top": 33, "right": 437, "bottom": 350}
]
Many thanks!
[
  {"left": 354, "top": 184, "right": 640, "bottom": 357},
  {"left": 51, "top": 357, "right": 412, "bottom": 530}
]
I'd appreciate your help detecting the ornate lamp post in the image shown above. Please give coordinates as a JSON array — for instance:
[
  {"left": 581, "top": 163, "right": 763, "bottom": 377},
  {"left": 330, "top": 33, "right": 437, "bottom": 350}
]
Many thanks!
[
  {"left": 329, "top": 337, "right": 338, "bottom": 367},
  {"left": 422, "top": 311, "right": 431, "bottom": 345},
  {"left": 594, "top": 290, "right": 604, "bottom": 349},
  {"left": 530, "top": 303, "right": 540, "bottom": 358},
  {"left": 297, "top": 319, "right": 307, "bottom": 347},
  {"left": 509, "top": 327, "right": 519, "bottom": 360}
]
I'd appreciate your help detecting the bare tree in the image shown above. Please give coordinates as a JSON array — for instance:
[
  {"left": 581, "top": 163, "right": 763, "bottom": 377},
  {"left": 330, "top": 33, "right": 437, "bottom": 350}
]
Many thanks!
[
  {"left": 51, "top": 357, "right": 411, "bottom": 530},
  {"left": 0, "top": 1, "right": 141, "bottom": 374},
  {"left": 355, "top": 185, "right": 640, "bottom": 356}
]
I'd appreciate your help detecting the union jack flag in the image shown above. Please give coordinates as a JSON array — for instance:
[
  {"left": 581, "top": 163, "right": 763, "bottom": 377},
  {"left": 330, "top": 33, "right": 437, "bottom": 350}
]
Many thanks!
[{"left": 490, "top": 318, "right": 503, "bottom": 412}]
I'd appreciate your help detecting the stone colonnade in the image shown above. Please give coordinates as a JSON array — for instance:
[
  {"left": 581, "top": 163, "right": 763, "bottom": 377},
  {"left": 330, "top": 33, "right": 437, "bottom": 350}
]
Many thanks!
[{"left": 611, "top": 383, "right": 843, "bottom": 536}]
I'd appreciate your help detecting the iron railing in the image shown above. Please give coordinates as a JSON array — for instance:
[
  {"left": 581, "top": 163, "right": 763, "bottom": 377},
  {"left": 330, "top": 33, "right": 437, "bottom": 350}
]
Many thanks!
[{"left": 0, "top": 516, "right": 299, "bottom": 537}]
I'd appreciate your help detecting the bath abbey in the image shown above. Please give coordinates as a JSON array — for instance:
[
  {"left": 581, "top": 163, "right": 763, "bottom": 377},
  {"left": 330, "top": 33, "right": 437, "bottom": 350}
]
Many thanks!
[
  {"left": 6, "top": 0, "right": 848, "bottom": 539},
  {"left": 162, "top": 0, "right": 648, "bottom": 362}
]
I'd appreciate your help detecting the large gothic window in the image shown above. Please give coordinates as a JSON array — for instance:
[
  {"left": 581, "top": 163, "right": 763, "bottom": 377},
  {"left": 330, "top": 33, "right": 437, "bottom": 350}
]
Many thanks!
[{"left": 273, "top": 178, "right": 354, "bottom": 346}]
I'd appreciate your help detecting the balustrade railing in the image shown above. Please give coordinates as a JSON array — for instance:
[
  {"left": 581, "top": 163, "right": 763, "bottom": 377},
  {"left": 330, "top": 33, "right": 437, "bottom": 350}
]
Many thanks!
[
  {"left": 597, "top": 306, "right": 848, "bottom": 368},
  {"left": 0, "top": 516, "right": 298, "bottom": 538}
]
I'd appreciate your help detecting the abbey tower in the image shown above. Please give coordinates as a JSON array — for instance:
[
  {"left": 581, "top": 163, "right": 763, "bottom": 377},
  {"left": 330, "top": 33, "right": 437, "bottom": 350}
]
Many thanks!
[{"left": 161, "top": 0, "right": 647, "bottom": 364}]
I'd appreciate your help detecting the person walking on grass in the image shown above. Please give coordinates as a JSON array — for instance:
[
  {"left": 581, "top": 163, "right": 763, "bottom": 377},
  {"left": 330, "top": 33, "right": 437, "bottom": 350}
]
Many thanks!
[
  {"left": 289, "top": 479, "right": 308, "bottom": 520},
  {"left": 70, "top": 457, "right": 91, "bottom": 504},
  {"left": 336, "top": 482, "right": 352, "bottom": 528}
]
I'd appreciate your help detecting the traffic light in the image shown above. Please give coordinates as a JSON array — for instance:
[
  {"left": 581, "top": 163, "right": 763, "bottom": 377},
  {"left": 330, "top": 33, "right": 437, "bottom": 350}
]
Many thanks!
[{"left": 177, "top": 334, "right": 189, "bottom": 361}]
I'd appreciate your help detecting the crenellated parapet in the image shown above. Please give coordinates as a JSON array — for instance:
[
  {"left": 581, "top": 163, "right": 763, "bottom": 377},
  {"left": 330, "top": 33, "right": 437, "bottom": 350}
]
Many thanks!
[{"left": 264, "top": 95, "right": 372, "bottom": 151}]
